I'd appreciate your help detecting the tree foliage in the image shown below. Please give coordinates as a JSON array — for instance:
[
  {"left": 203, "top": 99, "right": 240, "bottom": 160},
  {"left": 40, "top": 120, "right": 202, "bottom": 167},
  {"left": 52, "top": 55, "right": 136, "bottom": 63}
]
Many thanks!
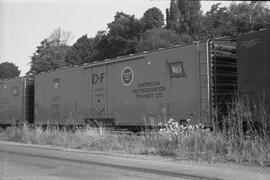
[
  {"left": 166, "top": 0, "right": 180, "bottom": 32},
  {"left": 92, "top": 12, "right": 141, "bottom": 61},
  {"left": 200, "top": 2, "right": 270, "bottom": 38},
  {"left": 28, "top": 28, "right": 73, "bottom": 74},
  {"left": 200, "top": 3, "right": 233, "bottom": 38},
  {"left": 141, "top": 7, "right": 164, "bottom": 32},
  {"left": 48, "top": 27, "right": 74, "bottom": 45},
  {"left": 93, "top": 33, "right": 138, "bottom": 61},
  {"left": 165, "top": 0, "right": 270, "bottom": 40},
  {"left": 27, "top": 2, "right": 270, "bottom": 70},
  {"left": 136, "top": 28, "right": 191, "bottom": 52},
  {"left": 65, "top": 35, "right": 96, "bottom": 65},
  {"left": 229, "top": 2, "right": 270, "bottom": 35},
  {"left": 0, "top": 62, "right": 20, "bottom": 79},
  {"left": 165, "top": 0, "right": 202, "bottom": 40},
  {"left": 29, "top": 39, "right": 69, "bottom": 74},
  {"left": 178, "top": 0, "right": 201, "bottom": 39},
  {"left": 108, "top": 12, "right": 142, "bottom": 39}
]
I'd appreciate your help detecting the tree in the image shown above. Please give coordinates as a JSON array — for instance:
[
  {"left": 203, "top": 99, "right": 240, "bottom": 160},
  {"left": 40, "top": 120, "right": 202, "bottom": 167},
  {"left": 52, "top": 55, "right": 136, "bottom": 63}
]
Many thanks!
[
  {"left": 28, "top": 28, "right": 72, "bottom": 74},
  {"left": 0, "top": 62, "right": 20, "bottom": 79},
  {"left": 93, "top": 12, "right": 142, "bottom": 61},
  {"left": 165, "top": 0, "right": 202, "bottom": 40},
  {"left": 108, "top": 12, "right": 142, "bottom": 39},
  {"left": 200, "top": 2, "right": 270, "bottom": 39},
  {"left": 200, "top": 3, "right": 234, "bottom": 38},
  {"left": 166, "top": 0, "right": 180, "bottom": 32},
  {"left": 29, "top": 39, "right": 70, "bottom": 74},
  {"left": 136, "top": 28, "right": 192, "bottom": 52},
  {"left": 229, "top": 1, "right": 270, "bottom": 35},
  {"left": 93, "top": 31, "right": 138, "bottom": 61},
  {"left": 48, "top": 27, "right": 74, "bottom": 45},
  {"left": 65, "top": 34, "right": 97, "bottom": 65},
  {"left": 177, "top": 0, "right": 202, "bottom": 39},
  {"left": 141, "top": 7, "right": 164, "bottom": 32}
]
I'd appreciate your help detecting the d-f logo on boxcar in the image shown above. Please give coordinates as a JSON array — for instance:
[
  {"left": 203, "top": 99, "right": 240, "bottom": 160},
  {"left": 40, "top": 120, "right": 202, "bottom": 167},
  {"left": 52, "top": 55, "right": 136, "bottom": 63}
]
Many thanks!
[
  {"left": 92, "top": 73, "right": 105, "bottom": 84},
  {"left": 121, "top": 66, "right": 134, "bottom": 86}
]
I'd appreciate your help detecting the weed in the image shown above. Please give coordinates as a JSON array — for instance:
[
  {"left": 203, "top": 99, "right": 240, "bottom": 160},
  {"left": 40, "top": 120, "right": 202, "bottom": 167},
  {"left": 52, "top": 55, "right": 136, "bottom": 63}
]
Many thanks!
[{"left": 1, "top": 99, "right": 269, "bottom": 166}]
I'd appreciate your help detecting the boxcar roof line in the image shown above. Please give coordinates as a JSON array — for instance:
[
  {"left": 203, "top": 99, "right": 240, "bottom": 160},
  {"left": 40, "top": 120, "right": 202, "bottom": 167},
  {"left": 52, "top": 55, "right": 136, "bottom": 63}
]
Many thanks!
[
  {"left": 34, "top": 41, "right": 203, "bottom": 76},
  {"left": 1, "top": 34, "right": 241, "bottom": 79},
  {"left": 0, "top": 76, "right": 24, "bottom": 83}
]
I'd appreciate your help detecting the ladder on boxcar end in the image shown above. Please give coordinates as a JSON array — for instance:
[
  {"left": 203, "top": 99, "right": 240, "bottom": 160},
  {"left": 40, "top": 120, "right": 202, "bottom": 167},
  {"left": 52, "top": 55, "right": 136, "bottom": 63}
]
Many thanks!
[
  {"left": 24, "top": 76, "right": 35, "bottom": 124},
  {"left": 197, "top": 43, "right": 210, "bottom": 125}
]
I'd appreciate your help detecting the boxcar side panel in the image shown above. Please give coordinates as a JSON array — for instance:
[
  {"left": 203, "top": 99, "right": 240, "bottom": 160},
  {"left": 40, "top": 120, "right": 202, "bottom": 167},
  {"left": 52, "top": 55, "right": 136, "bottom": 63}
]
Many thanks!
[
  {"left": 35, "top": 42, "right": 211, "bottom": 126},
  {"left": 107, "top": 44, "right": 204, "bottom": 126},
  {"left": 35, "top": 67, "right": 91, "bottom": 125},
  {"left": 0, "top": 78, "right": 24, "bottom": 125}
]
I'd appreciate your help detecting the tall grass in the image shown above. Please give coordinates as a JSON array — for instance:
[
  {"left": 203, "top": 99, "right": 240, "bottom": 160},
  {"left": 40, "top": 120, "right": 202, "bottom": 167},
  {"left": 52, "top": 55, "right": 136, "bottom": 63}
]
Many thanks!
[
  {"left": 220, "top": 98, "right": 270, "bottom": 165},
  {"left": 1, "top": 99, "right": 269, "bottom": 166}
]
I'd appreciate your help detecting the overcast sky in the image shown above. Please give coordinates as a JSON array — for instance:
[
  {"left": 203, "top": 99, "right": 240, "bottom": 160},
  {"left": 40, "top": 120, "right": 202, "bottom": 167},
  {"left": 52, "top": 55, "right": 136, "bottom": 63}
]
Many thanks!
[{"left": 0, "top": 0, "right": 233, "bottom": 75}]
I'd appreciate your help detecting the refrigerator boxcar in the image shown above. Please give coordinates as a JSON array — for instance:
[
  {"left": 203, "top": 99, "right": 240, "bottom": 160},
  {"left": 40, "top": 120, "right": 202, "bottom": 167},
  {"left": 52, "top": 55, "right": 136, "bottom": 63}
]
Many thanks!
[
  {"left": 0, "top": 77, "right": 24, "bottom": 125},
  {"left": 34, "top": 39, "right": 236, "bottom": 127},
  {"left": 0, "top": 76, "right": 34, "bottom": 125}
]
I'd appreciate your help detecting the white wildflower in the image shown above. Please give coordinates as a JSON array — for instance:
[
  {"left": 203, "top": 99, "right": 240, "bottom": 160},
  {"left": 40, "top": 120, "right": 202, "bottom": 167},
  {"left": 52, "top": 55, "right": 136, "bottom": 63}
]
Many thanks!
[{"left": 168, "top": 118, "right": 174, "bottom": 123}]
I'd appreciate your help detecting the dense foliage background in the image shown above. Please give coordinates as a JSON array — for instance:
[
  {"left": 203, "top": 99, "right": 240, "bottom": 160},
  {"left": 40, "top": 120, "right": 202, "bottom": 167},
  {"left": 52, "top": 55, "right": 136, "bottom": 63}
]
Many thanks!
[{"left": 1, "top": 0, "right": 269, "bottom": 77}]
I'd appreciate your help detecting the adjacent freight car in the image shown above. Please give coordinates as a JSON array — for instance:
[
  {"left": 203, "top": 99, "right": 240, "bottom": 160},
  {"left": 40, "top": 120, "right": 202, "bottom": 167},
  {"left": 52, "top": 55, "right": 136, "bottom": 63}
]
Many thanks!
[
  {"left": 34, "top": 38, "right": 236, "bottom": 127},
  {"left": 237, "top": 29, "right": 270, "bottom": 106},
  {"left": 0, "top": 76, "right": 34, "bottom": 126}
]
